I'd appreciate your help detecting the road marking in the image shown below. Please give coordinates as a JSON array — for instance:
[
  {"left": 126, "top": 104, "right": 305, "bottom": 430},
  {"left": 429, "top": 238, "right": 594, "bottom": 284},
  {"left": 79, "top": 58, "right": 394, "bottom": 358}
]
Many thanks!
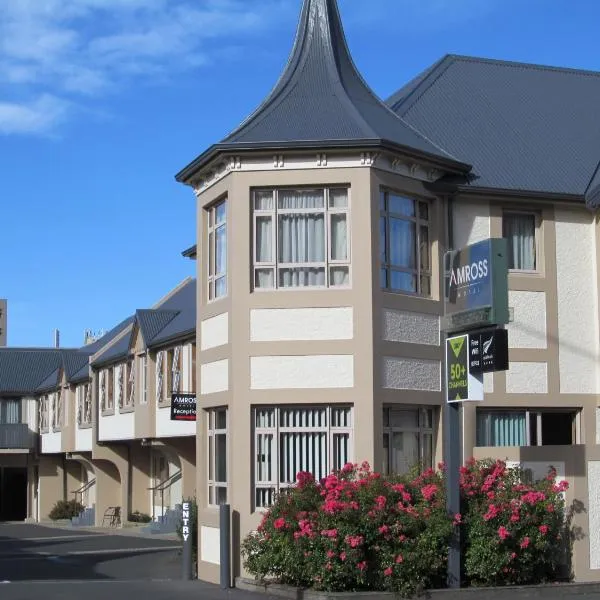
[
  {"left": 64, "top": 546, "right": 180, "bottom": 556},
  {"left": 0, "top": 535, "right": 101, "bottom": 543},
  {"left": 0, "top": 546, "right": 179, "bottom": 560}
]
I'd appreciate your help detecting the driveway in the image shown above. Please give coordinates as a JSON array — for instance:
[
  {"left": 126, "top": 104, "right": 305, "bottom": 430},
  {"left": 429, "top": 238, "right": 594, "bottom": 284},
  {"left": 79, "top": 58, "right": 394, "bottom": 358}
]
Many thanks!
[{"left": 0, "top": 523, "right": 266, "bottom": 600}]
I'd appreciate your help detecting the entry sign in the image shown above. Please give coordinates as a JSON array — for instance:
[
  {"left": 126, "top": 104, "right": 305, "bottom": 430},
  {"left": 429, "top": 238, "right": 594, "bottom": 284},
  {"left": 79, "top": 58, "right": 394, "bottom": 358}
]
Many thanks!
[
  {"left": 171, "top": 393, "right": 197, "bottom": 421},
  {"left": 446, "top": 334, "right": 483, "bottom": 403}
]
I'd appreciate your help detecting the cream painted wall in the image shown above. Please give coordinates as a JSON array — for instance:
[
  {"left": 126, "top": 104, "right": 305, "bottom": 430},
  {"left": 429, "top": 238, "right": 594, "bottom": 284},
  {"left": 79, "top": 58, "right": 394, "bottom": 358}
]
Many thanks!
[
  {"left": 507, "top": 291, "right": 547, "bottom": 349},
  {"left": 200, "top": 526, "right": 220, "bottom": 565},
  {"left": 201, "top": 313, "right": 229, "bottom": 350},
  {"left": 250, "top": 355, "right": 354, "bottom": 389},
  {"left": 506, "top": 362, "right": 548, "bottom": 394},
  {"left": 453, "top": 200, "right": 491, "bottom": 247},
  {"left": 156, "top": 405, "right": 196, "bottom": 437},
  {"left": 555, "top": 209, "right": 600, "bottom": 394},
  {"left": 588, "top": 461, "right": 600, "bottom": 569},
  {"left": 41, "top": 431, "right": 62, "bottom": 454},
  {"left": 382, "top": 357, "right": 441, "bottom": 391},
  {"left": 382, "top": 309, "right": 439, "bottom": 345},
  {"left": 98, "top": 411, "right": 135, "bottom": 441},
  {"left": 200, "top": 359, "right": 229, "bottom": 395},
  {"left": 75, "top": 427, "right": 92, "bottom": 452},
  {"left": 250, "top": 307, "right": 353, "bottom": 341}
]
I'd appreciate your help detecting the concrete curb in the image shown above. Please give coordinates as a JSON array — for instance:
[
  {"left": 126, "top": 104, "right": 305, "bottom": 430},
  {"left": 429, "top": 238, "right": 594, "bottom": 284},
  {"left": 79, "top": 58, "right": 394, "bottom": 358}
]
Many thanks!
[{"left": 236, "top": 578, "right": 600, "bottom": 600}]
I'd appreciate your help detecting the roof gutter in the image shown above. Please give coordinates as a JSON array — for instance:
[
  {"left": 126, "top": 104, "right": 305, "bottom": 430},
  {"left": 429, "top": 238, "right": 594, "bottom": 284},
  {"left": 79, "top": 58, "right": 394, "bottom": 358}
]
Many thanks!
[{"left": 175, "top": 139, "right": 472, "bottom": 185}]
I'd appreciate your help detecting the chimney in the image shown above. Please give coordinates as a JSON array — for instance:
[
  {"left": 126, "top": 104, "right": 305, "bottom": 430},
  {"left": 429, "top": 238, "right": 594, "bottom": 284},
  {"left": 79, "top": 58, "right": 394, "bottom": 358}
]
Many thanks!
[{"left": 54, "top": 329, "right": 60, "bottom": 348}]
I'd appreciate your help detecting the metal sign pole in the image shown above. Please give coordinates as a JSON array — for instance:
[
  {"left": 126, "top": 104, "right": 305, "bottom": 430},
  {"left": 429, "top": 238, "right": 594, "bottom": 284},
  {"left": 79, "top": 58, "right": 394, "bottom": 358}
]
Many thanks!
[
  {"left": 445, "top": 394, "right": 461, "bottom": 588},
  {"left": 181, "top": 501, "right": 193, "bottom": 580}
]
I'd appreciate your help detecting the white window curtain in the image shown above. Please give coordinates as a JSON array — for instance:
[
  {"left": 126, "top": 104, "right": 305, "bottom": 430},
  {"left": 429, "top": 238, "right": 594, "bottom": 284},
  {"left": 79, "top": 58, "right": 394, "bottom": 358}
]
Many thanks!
[
  {"left": 504, "top": 214, "right": 536, "bottom": 270},
  {"left": 0, "top": 399, "right": 21, "bottom": 424},
  {"left": 278, "top": 190, "right": 326, "bottom": 287}
]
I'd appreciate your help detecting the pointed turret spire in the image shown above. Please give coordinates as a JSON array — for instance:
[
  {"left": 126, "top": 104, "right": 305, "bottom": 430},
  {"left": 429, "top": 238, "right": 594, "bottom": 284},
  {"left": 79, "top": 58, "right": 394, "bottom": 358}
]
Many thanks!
[{"left": 177, "top": 0, "right": 469, "bottom": 182}]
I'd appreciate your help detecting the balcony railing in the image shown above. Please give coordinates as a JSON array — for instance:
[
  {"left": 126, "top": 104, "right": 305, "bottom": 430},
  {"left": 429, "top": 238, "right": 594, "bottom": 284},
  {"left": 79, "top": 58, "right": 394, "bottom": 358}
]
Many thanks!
[{"left": 0, "top": 424, "right": 36, "bottom": 449}]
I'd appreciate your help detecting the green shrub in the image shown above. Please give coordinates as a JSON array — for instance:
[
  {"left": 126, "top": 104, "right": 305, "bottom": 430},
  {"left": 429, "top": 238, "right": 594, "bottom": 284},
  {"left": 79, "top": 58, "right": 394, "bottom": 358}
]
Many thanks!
[
  {"left": 128, "top": 511, "right": 152, "bottom": 523},
  {"left": 177, "top": 497, "right": 198, "bottom": 563},
  {"left": 241, "top": 460, "right": 570, "bottom": 597},
  {"left": 49, "top": 499, "right": 85, "bottom": 520}
]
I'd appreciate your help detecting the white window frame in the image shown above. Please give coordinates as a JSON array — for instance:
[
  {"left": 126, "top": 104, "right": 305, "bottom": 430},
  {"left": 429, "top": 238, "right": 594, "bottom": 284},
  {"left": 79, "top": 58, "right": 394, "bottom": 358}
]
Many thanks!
[
  {"left": 156, "top": 351, "right": 164, "bottom": 403},
  {"left": 207, "top": 199, "right": 227, "bottom": 301},
  {"left": 382, "top": 406, "right": 435, "bottom": 476},
  {"left": 380, "top": 189, "right": 431, "bottom": 297},
  {"left": 83, "top": 383, "right": 92, "bottom": 425},
  {"left": 117, "top": 364, "right": 124, "bottom": 409},
  {"left": 126, "top": 359, "right": 135, "bottom": 407},
  {"left": 252, "top": 187, "right": 351, "bottom": 290},
  {"left": 253, "top": 405, "right": 353, "bottom": 509},
  {"left": 39, "top": 395, "right": 49, "bottom": 432},
  {"left": 139, "top": 354, "right": 147, "bottom": 404},
  {"left": 476, "top": 408, "right": 580, "bottom": 447},
  {"left": 502, "top": 210, "right": 540, "bottom": 273},
  {"left": 171, "top": 346, "right": 182, "bottom": 394},
  {"left": 207, "top": 407, "right": 228, "bottom": 506}
]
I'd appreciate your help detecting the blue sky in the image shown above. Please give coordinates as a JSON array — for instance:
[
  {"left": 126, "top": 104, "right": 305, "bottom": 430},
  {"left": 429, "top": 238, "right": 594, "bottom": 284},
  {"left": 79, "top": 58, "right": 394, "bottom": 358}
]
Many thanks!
[{"left": 1, "top": 0, "right": 599, "bottom": 348}]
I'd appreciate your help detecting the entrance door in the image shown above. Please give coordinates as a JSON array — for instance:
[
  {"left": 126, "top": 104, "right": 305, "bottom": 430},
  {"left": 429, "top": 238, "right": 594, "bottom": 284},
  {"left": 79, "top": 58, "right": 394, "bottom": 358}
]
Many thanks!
[{"left": 0, "top": 467, "right": 28, "bottom": 521}]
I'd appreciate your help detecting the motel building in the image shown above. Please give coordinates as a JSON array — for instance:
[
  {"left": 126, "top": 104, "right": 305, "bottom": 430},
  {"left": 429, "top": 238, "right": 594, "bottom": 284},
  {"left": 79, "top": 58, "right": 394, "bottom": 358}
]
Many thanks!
[
  {"left": 0, "top": 277, "right": 197, "bottom": 529},
  {"left": 174, "top": 0, "right": 600, "bottom": 585}
]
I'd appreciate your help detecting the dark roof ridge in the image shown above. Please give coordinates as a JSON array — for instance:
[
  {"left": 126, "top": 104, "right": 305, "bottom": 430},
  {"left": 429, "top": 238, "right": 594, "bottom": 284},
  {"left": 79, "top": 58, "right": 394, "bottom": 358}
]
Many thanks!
[{"left": 447, "top": 54, "right": 600, "bottom": 78}]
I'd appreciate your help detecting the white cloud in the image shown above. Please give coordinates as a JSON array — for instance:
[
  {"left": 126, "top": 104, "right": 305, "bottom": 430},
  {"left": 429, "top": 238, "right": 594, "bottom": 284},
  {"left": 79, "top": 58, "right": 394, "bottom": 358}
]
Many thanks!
[
  {"left": 0, "top": 94, "right": 69, "bottom": 135},
  {"left": 0, "top": 0, "right": 290, "bottom": 136}
]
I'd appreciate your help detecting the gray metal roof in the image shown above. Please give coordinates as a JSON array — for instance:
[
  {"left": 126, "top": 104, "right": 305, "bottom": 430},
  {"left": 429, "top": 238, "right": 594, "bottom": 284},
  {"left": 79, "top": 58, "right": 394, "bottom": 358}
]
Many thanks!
[
  {"left": 70, "top": 362, "right": 90, "bottom": 384},
  {"left": 182, "top": 244, "right": 197, "bottom": 259},
  {"left": 387, "top": 54, "right": 600, "bottom": 199},
  {"left": 36, "top": 367, "right": 61, "bottom": 393},
  {"left": 175, "top": 0, "right": 470, "bottom": 183},
  {"left": 150, "top": 280, "right": 196, "bottom": 348},
  {"left": 91, "top": 333, "right": 131, "bottom": 368},
  {"left": 83, "top": 316, "right": 135, "bottom": 355},
  {"left": 137, "top": 309, "right": 179, "bottom": 347},
  {"left": 0, "top": 348, "right": 64, "bottom": 395}
]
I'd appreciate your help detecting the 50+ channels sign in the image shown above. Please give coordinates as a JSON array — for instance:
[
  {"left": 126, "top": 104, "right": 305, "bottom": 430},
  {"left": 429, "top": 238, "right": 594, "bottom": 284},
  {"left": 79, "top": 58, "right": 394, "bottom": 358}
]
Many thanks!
[{"left": 446, "top": 334, "right": 483, "bottom": 403}]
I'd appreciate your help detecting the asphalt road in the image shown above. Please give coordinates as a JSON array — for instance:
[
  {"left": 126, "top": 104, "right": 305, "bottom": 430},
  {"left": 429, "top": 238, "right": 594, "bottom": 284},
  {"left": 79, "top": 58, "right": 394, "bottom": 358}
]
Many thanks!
[{"left": 0, "top": 523, "right": 267, "bottom": 600}]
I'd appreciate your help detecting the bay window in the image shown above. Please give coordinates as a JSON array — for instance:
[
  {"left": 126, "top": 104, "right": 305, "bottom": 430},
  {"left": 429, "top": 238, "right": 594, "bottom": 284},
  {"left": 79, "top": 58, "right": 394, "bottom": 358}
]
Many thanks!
[
  {"left": 207, "top": 407, "right": 228, "bottom": 505},
  {"left": 382, "top": 406, "right": 435, "bottom": 476},
  {"left": 207, "top": 200, "right": 227, "bottom": 301},
  {"left": 254, "top": 405, "right": 353, "bottom": 508},
  {"left": 380, "top": 190, "right": 430, "bottom": 296},
  {"left": 502, "top": 211, "right": 537, "bottom": 271},
  {"left": 253, "top": 187, "right": 350, "bottom": 289}
]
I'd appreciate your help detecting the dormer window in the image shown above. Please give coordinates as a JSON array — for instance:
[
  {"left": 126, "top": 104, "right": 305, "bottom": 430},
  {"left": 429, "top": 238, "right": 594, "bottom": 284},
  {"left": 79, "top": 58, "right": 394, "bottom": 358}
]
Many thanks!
[{"left": 253, "top": 187, "right": 350, "bottom": 290}]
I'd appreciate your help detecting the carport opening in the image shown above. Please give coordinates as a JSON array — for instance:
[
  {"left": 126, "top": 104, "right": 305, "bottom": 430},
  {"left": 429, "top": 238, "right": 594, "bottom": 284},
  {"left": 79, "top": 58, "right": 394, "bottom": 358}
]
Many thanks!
[{"left": 0, "top": 467, "right": 27, "bottom": 521}]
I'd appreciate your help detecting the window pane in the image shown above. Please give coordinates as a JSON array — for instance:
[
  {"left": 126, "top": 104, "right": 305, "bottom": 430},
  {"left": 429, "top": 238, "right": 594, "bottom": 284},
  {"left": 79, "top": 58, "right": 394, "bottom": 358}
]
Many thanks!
[
  {"left": 420, "top": 225, "right": 430, "bottom": 270},
  {"left": 390, "top": 408, "right": 419, "bottom": 428},
  {"left": 216, "top": 409, "right": 227, "bottom": 430},
  {"left": 215, "top": 203, "right": 226, "bottom": 224},
  {"left": 216, "top": 486, "right": 227, "bottom": 505},
  {"left": 380, "top": 217, "right": 387, "bottom": 263},
  {"left": 279, "top": 189, "right": 324, "bottom": 209},
  {"left": 216, "top": 433, "right": 227, "bottom": 482},
  {"left": 382, "top": 433, "right": 390, "bottom": 475},
  {"left": 389, "top": 219, "right": 416, "bottom": 268},
  {"left": 208, "top": 438, "right": 214, "bottom": 480},
  {"left": 380, "top": 191, "right": 386, "bottom": 211},
  {"left": 255, "top": 190, "right": 274, "bottom": 210},
  {"left": 215, "top": 277, "right": 227, "bottom": 298},
  {"left": 422, "top": 433, "right": 433, "bottom": 470},
  {"left": 476, "top": 411, "right": 526, "bottom": 447},
  {"left": 330, "top": 214, "right": 348, "bottom": 260},
  {"left": 330, "top": 266, "right": 349, "bottom": 286},
  {"left": 255, "top": 268, "right": 275, "bottom": 289},
  {"left": 390, "top": 271, "right": 417, "bottom": 293},
  {"left": 380, "top": 268, "right": 388, "bottom": 288},
  {"left": 256, "top": 216, "right": 273, "bottom": 262},
  {"left": 389, "top": 194, "right": 415, "bottom": 217},
  {"left": 329, "top": 188, "right": 348, "bottom": 208},
  {"left": 279, "top": 267, "right": 325, "bottom": 287},
  {"left": 332, "top": 433, "right": 350, "bottom": 471},
  {"left": 208, "top": 232, "right": 214, "bottom": 276},
  {"left": 421, "top": 408, "right": 433, "bottom": 429},
  {"left": 418, "top": 202, "right": 429, "bottom": 221},
  {"left": 503, "top": 213, "right": 536, "bottom": 270},
  {"left": 215, "top": 227, "right": 226, "bottom": 275},
  {"left": 392, "top": 431, "right": 419, "bottom": 475},
  {"left": 256, "top": 433, "right": 273, "bottom": 482},
  {"left": 278, "top": 214, "right": 325, "bottom": 262}
]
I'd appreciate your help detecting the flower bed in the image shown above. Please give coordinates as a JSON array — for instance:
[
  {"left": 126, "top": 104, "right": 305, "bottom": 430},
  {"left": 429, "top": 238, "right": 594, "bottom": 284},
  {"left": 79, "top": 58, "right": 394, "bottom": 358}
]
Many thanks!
[{"left": 242, "top": 460, "right": 569, "bottom": 598}]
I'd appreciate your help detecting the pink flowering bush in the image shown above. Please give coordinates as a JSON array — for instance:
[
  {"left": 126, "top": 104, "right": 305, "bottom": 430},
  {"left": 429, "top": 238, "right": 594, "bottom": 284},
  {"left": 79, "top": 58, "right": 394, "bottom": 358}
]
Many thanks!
[
  {"left": 242, "top": 459, "right": 569, "bottom": 596},
  {"left": 242, "top": 462, "right": 451, "bottom": 597},
  {"left": 460, "top": 458, "right": 568, "bottom": 586}
]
